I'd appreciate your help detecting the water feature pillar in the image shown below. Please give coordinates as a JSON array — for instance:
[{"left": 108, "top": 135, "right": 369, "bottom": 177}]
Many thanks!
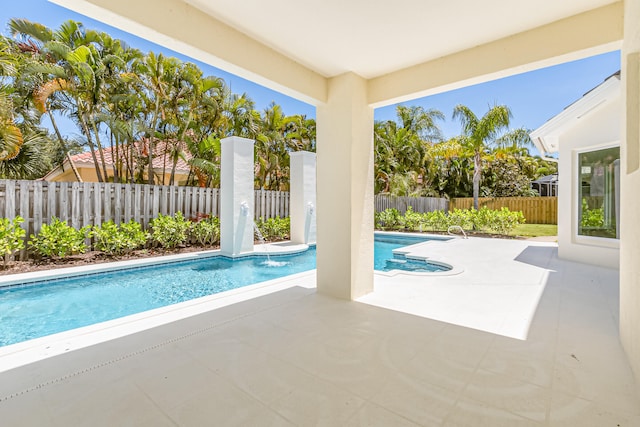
[
  {"left": 289, "top": 151, "right": 317, "bottom": 245},
  {"left": 220, "top": 136, "right": 255, "bottom": 257}
]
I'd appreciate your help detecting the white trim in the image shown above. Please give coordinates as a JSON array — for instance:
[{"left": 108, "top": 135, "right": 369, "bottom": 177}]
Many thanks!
[
  {"left": 572, "top": 141, "right": 621, "bottom": 244},
  {"left": 530, "top": 74, "right": 620, "bottom": 153}
]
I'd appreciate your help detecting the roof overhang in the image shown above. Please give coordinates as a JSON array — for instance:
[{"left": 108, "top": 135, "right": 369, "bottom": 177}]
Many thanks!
[
  {"left": 529, "top": 73, "right": 621, "bottom": 154},
  {"left": 49, "top": 0, "right": 623, "bottom": 107}
]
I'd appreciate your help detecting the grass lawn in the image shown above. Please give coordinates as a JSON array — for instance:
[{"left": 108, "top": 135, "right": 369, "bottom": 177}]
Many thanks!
[{"left": 513, "top": 223, "right": 557, "bottom": 237}]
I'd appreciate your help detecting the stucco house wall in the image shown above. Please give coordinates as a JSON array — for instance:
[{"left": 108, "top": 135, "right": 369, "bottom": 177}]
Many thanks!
[
  {"left": 557, "top": 94, "right": 620, "bottom": 268},
  {"left": 531, "top": 73, "right": 620, "bottom": 269}
]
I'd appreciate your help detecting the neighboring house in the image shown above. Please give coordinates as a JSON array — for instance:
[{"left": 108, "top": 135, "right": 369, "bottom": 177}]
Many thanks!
[
  {"left": 530, "top": 71, "right": 620, "bottom": 268},
  {"left": 43, "top": 140, "right": 192, "bottom": 185},
  {"left": 531, "top": 173, "right": 558, "bottom": 196}
]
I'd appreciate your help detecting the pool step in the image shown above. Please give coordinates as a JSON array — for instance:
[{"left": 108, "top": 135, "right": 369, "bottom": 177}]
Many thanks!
[{"left": 384, "top": 256, "right": 450, "bottom": 273}]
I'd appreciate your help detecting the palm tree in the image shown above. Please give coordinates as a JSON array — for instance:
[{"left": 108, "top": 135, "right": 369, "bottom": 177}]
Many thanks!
[
  {"left": 373, "top": 105, "right": 443, "bottom": 196},
  {"left": 223, "top": 92, "right": 260, "bottom": 138},
  {"left": 396, "top": 105, "right": 444, "bottom": 141},
  {"left": 10, "top": 19, "right": 114, "bottom": 181},
  {"left": 453, "top": 104, "right": 512, "bottom": 209},
  {"left": 0, "top": 87, "right": 23, "bottom": 161},
  {"left": 494, "top": 126, "right": 534, "bottom": 157},
  {"left": 284, "top": 114, "right": 316, "bottom": 152},
  {"left": 0, "top": 130, "right": 54, "bottom": 179},
  {"left": 0, "top": 38, "right": 24, "bottom": 162}
]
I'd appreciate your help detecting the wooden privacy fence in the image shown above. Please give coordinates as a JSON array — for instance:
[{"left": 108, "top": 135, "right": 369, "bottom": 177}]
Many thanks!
[
  {"left": 0, "top": 180, "right": 289, "bottom": 238},
  {"left": 449, "top": 197, "right": 558, "bottom": 224},
  {"left": 374, "top": 195, "right": 449, "bottom": 214}
]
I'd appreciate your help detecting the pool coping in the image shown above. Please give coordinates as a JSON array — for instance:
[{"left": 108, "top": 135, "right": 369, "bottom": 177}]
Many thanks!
[
  {"left": 374, "top": 231, "right": 464, "bottom": 277},
  {"left": 0, "top": 268, "right": 317, "bottom": 373},
  {"left": 0, "top": 242, "right": 310, "bottom": 288},
  {"left": 0, "top": 233, "right": 461, "bottom": 371}
]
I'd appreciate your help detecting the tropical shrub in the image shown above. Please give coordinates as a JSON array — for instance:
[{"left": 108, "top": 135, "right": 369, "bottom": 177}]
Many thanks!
[
  {"left": 191, "top": 216, "right": 220, "bottom": 246},
  {"left": 255, "top": 216, "right": 290, "bottom": 241},
  {"left": 0, "top": 216, "right": 26, "bottom": 267},
  {"left": 375, "top": 208, "right": 403, "bottom": 230},
  {"left": 149, "top": 212, "right": 192, "bottom": 249},
  {"left": 473, "top": 207, "right": 495, "bottom": 231},
  {"left": 91, "top": 220, "right": 148, "bottom": 255},
  {"left": 448, "top": 208, "right": 475, "bottom": 230},
  {"left": 424, "top": 210, "right": 450, "bottom": 231},
  {"left": 402, "top": 206, "right": 424, "bottom": 231},
  {"left": 374, "top": 207, "right": 525, "bottom": 235},
  {"left": 485, "top": 207, "right": 526, "bottom": 235},
  {"left": 29, "top": 217, "right": 89, "bottom": 258}
]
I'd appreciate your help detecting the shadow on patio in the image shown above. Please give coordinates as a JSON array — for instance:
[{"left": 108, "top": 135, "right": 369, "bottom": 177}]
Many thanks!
[{"left": 0, "top": 245, "right": 638, "bottom": 426}]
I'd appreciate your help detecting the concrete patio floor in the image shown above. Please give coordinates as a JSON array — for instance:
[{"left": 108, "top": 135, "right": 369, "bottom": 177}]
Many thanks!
[{"left": 0, "top": 239, "right": 638, "bottom": 426}]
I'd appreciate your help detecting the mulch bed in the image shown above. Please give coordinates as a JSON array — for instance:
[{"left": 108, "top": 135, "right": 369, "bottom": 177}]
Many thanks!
[
  {"left": 0, "top": 245, "right": 219, "bottom": 277},
  {"left": 0, "top": 231, "right": 533, "bottom": 277}
]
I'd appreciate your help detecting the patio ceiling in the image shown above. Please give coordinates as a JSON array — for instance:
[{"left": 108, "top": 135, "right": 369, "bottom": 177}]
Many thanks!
[
  {"left": 51, "top": 0, "right": 622, "bottom": 106},
  {"left": 183, "top": 0, "right": 618, "bottom": 79}
]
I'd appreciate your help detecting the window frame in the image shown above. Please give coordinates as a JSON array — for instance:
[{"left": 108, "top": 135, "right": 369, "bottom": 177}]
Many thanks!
[{"left": 573, "top": 141, "right": 620, "bottom": 248}]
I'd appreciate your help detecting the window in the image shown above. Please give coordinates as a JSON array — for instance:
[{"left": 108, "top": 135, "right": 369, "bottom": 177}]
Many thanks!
[{"left": 578, "top": 146, "right": 620, "bottom": 239}]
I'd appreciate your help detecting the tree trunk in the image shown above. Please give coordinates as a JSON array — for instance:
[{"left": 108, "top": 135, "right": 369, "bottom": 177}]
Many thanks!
[
  {"left": 79, "top": 115, "right": 103, "bottom": 182},
  {"left": 91, "top": 119, "right": 110, "bottom": 183},
  {"left": 48, "top": 111, "right": 82, "bottom": 182},
  {"left": 473, "top": 151, "right": 482, "bottom": 210}
]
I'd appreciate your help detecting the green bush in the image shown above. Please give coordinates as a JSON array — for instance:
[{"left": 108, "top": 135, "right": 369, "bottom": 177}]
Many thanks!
[
  {"left": 486, "top": 207, "right": 526, "bottom": 235},
  {"left": 375, "top": 208, "right": 403, "bottom": 230},
  {"left": 402, "top": 206, "right": 424, "bottom": 231},
  {"left": 0, "top": 216, "right": 26, "bottom": 267},
  {"left": 191, "top": 216, "right": 220, "bottom": 246},
  {"left": 91, "top": 220, "right": 148, "bottom": 255},
  {"left": 374, "top": 206, "right": 526, "bottom": 235},
  {"left": 424, "top": 210, "right": 450, "bottom": 231},
  {"left": 255, "top": 216, "right": 290, "bottom": 241},
  {"left": 448, "top": 208, "right": 475, "bottom": 230},
  {"left": 473, "top": 207, "right": 496, "bottom": 232},
  {"left": 29, "top": 217, "right": 89, "bottom": 258},
  {"left": 149, "top": 212, "right": 192, "bottom": 249}
]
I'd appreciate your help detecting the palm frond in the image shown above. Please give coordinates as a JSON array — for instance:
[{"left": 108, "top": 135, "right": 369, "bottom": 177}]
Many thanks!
[
  {"left": 0, "top": 124, "right": 23, "bottom": 160},
  {"left": 9, "top": 19, "right": 54, "bottom": 43},
  {"left": 33, "top": 78, "right": 70, "bottom": 113}
]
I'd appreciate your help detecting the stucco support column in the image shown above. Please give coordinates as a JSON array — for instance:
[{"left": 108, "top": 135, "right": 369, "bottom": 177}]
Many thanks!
[
  {"left": 316, "top": 73, "right": 374, "bottom": 299},
  {"left": 289, "top": 151, "right": 316, "bottom": 245},
  {"left": 620, "top": 0, "right": 640, "bottom": 382},
  {"left": 220, "top": 136, "right": 255, "bottom": 257}
]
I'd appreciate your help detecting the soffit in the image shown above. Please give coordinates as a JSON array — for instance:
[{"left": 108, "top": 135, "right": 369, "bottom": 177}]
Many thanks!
[
  {"left": 530, "top": 74, "right": 621, "bottom": 153},
  {"left": 183, "top": 0, "right": 617, "bottom": 79}
]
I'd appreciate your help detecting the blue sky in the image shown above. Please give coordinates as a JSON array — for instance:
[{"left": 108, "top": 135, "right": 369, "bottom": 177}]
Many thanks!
[{"left": 1, "top": 0, "right": 621, "bottom": 144}]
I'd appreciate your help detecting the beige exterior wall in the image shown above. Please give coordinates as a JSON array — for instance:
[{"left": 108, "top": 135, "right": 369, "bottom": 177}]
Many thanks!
[
  {"left": 46, "top": 164, "right": 189, "bottom": 185},
  {"left": 557, "top": 97, "right": 621, "bottom": 269},
  {"left": 620, "top": 0, "right": 640, "bottom": 382}
]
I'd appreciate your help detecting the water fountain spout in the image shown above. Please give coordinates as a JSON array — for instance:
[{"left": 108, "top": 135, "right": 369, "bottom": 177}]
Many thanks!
[
  {"left": 240, "top": 201, "right": 250, "bottom": 217},
  {"left": 253, "top": 221, "right": 287, "bottom": 267}
]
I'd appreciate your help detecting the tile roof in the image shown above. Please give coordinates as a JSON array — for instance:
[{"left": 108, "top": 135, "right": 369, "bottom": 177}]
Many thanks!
[{"left": 69, "top": 139, "right": 192, "bottom": 172}]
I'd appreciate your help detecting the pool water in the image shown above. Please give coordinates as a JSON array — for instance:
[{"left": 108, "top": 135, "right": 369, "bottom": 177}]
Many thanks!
[
  {"left": 0, "top": 234, "right": 447, "bottom": 347},
  {"left": 374, "top": 234, "right": 450, "bottom": 272}
]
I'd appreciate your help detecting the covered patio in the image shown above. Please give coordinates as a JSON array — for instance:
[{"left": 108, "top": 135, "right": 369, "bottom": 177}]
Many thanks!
[
  {"left": 2, "top": 0, "right": 639, "bottom": 424},
  {"left": 0, "top": 239, "right": 637, "bottom": 425}
]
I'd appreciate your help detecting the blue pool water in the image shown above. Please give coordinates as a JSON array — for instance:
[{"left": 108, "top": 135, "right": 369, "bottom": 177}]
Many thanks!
[
  {"left": 374, "top": 234, "right": 451, "bottom": 273},
  {"left": 0, "top": 234, "right": 448, "bottom": 347}
]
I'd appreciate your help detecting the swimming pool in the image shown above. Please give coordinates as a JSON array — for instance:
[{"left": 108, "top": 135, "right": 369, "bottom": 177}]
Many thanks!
[
  {"left": 0, "top": 234, "right": 449, "bottom": 347},
  {"left": 374, "top": 234, "right": 452, "bottom": 272}
]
